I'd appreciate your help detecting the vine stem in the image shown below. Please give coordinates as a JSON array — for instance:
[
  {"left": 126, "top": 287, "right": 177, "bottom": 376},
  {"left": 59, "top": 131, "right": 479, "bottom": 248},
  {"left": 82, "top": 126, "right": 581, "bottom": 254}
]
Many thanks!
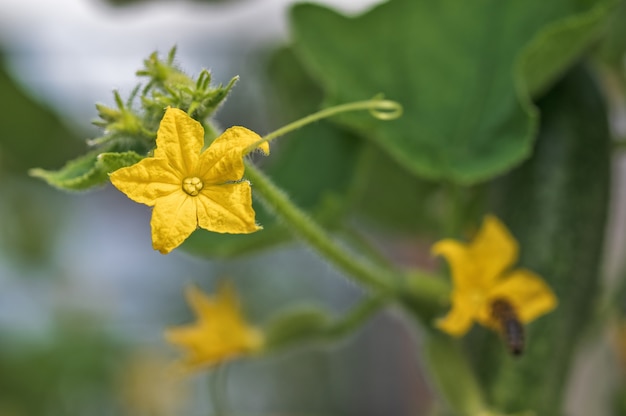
[
  {"left": 244, "top": 160, "right": 399, "bottom": 294},
  {"left": 244, "top": 97, "right": 402, "bottom": 154},
  {"left": 326, "top": 294, "right": 389, "bottom": 337},
  {"left": 243, "top": 96, "right": 448, "bottom": 310},
  {"left": 209, "top": 364, "right": 228, "bottom": 416}
]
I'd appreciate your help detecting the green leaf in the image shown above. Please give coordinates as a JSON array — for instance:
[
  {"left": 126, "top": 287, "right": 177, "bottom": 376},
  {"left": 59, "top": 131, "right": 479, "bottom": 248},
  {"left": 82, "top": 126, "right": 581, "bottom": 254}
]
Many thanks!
[
  {"left": 596, "top": 0, "right": 626, "bottom": 68},
  {"left": 29, "top": 151, "right": 143, "bottom": 191},
  {"left": 290, "top": 0, "right": 615, "bottom": 184},
  {"left": 181, "top": 48, "right": 362, "bottom": 258},
  {"left": 519, "top": 0, "right": 619, "bottom": 96}
]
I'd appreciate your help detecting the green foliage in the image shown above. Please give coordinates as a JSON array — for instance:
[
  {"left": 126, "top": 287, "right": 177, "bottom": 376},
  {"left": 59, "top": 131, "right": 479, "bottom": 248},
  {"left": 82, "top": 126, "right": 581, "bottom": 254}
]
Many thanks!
[
  {"left": 29, "top": 47, "right": 236, "bottom": 192},
  {"left": 29, "top": 151, "right": 143, "bottom": 191},
  {"left": 137, "top": 49, "right": 238, "bottom": 125},
  {"left": 473, "top": 64, "right": 610, "bottom": 415},
  {"left": 290, "top": 0, "right": 616, "bottom": 184}
]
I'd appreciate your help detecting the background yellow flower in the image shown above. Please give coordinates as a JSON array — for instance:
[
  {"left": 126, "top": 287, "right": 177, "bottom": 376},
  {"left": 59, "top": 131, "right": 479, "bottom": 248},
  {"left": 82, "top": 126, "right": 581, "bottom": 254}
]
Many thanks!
[
  {"left": 433, "top": 215, "right": 557, "bottom": 337},
  {"left": 164, "top": 281, "right": 264, "bottom": 372}
]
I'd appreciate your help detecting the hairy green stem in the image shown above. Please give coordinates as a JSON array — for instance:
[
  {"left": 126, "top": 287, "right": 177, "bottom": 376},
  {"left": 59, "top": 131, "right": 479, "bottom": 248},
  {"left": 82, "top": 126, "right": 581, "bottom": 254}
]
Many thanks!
[
  {"left": 337, "top": 224, "right": 397, "bottom": 272},
  {"left": 245, "top": 160, "right": 450, "bottom": 318},
  {"left": 244, "top": 161, "right": 399, "bottom": 294}
]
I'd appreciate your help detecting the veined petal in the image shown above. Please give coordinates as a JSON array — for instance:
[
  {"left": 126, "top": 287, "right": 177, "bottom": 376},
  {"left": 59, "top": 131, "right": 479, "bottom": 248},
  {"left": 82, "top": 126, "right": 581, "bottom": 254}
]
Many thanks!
[
  {"left": 196, "top": 182, "right": 261, "bottom": 234},
  {"left": 110, "top": 158, "right": 180, "bottom": 206},
  {"left": 151, "top": 192, "right": 198, "bottom": 254},
  {"left": 197, "top": 126, "right": 267, "bottom": 184},
  {"left": 486, "top": 269, "right": 557, "bottom": 324},
  {"left": 153, "top": 108, "right": 204, "bottom": 175}
]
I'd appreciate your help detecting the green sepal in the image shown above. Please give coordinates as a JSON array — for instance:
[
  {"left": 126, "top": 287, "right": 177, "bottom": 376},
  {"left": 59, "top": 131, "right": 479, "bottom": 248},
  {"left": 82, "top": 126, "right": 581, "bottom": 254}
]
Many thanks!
[{"left": 29, "top": 151, "right": 143, "bottom": 192}]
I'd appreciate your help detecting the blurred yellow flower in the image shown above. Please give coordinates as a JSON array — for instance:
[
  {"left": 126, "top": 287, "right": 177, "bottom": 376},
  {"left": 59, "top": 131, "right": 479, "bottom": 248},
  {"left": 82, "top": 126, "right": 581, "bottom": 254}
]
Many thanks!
[
  {"left": 109, "top": 107, "right": 269, "bottom": 254},
  {"left": 433, "top": 215, "right": 557, "bottom": 337},
  {"left": 118, "top": 351, "right": 189, "bottom": 416},
  {"left": 165, "top": 281, "right": 264, "bottom": 372}
]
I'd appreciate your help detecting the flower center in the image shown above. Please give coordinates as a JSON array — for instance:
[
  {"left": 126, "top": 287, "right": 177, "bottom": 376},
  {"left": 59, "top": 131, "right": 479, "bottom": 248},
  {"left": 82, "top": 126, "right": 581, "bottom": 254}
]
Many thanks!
[{"left": 182, "top": 177, "right": 204, "bottom": 196}]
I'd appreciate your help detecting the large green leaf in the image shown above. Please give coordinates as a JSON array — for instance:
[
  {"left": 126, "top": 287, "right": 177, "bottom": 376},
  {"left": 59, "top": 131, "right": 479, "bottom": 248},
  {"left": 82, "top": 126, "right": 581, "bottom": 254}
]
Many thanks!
[{"left": 290, "top": 0, "right": 615, "bottom": 183}]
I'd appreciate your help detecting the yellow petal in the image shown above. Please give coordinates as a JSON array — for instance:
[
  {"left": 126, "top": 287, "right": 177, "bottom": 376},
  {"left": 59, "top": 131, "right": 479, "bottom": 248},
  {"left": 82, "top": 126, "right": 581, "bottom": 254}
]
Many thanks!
[
  {"left": 432, "top": 239, "right": 477, "bottom": 292},
  {"left": 435, "top": 292, "right": 478, "bottom": 337},
  {"left": 196, "top": 183, "right": 261, "bottom": 234},
  {"left": 164, "top": 324, "right": 206, "bottom": 350},
  {"left": 184, "top": 284, "right": 218, "bottom": 322},
  {"left": 196, "top": 126, "right": 266, "bottom": 184},
  {"left": 469, "top": 215, "right": 519, "bottom": 284},
  {"left": 214, "top": 280, "right": 241, "bottom": 319},
  {"left": 153, "top": 108, "right": 204, "bottom": 175},
  {"left": 164, "top": 282, "right": 264, "bottom": 372},
  {"left": 150, "top": 192, "right": 198, "bottom": 254},
  {"left": 109, "top": 158, "right": 180, "bottom": 206},
  {"left": 434, "top": 215, "right": 520, "bottom": 291},
  {"left": 486, "top": 268, "right": 557, "bottom": 324}
]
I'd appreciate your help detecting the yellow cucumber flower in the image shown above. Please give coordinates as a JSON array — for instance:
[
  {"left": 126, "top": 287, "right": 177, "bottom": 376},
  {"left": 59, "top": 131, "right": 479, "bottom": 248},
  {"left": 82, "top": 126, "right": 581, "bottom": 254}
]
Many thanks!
[
  {"left": 109, "top": 107, "right": 269, "bottom": 254},
  {"left": 433, "top": 215, "right": 557, "bottom": 337},
  {"left": 164, "top": 281, "right": 264, "bottom": 372}
]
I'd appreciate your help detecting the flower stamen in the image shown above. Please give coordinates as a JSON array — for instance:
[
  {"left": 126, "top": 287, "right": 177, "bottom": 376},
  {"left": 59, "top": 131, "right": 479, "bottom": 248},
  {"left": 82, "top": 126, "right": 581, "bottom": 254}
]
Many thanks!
[{"left": 182, "top": 176, "right": 203, "bottom": 196}]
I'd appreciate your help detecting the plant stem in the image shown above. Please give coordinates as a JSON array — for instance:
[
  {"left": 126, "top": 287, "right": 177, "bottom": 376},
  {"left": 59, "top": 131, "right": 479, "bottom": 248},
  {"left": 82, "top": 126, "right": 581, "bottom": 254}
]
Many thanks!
[
  {"left": 424, "top": 332, "right": 488, "bottom": 416},
  {"left": 209, "top": 364, "right": 228, "bottom": 416},
  {"left": 338, "top": 224, "right": 397, "bottom": 272},
  {"left": 244, "top": 161, "right": 399, "bottom": 294},
  {"left": 244, "top": 97, "right": 402, "bottom": 154},
  {"left": 327, "top": 294, "right": 390, "bottom": 338},
  {"left": 245, "top": 161, "right": 450, "bottom": 317}
]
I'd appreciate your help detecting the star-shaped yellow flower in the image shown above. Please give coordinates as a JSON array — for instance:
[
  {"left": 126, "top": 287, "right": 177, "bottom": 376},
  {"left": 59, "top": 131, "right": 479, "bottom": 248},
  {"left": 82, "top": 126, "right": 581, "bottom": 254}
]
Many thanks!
[
  {"left": 109, "top": 107, "right": 269, "bottom": 254},
  {"left": 433, "top": 215, "right": 557, "bottom": 337},
  {"left": 164, "top": 281, "right": 264, "bottom": 372}
]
